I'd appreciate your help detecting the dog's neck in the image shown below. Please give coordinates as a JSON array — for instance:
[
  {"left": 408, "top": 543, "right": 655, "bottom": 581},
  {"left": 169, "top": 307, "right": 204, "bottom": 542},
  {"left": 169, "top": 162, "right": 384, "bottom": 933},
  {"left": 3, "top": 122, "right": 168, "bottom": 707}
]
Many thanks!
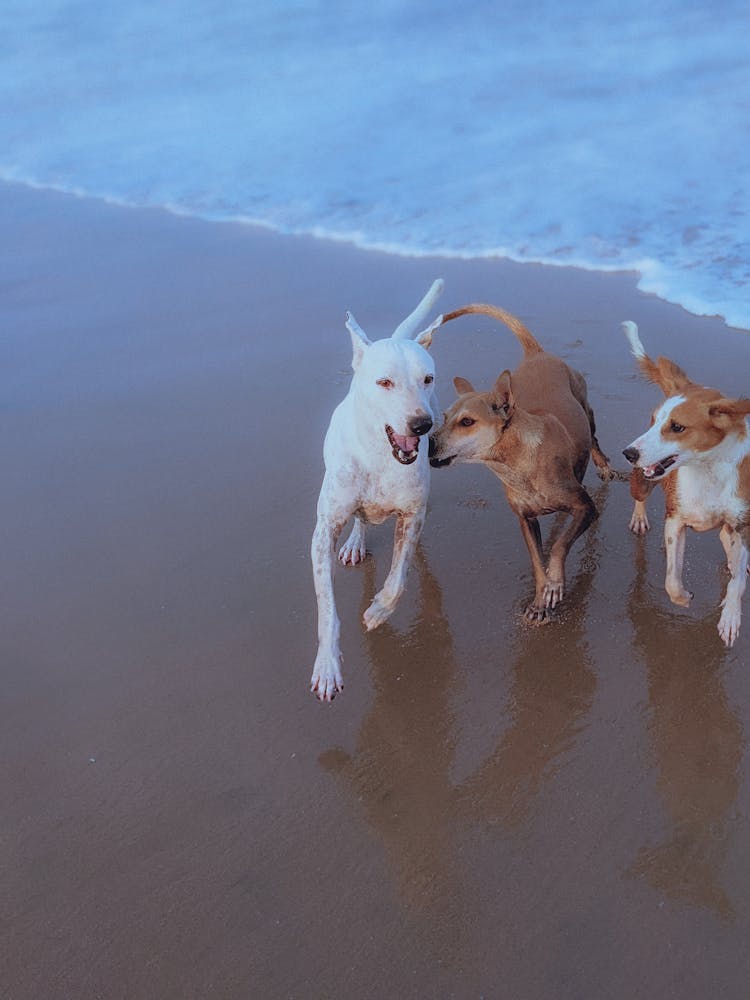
[{"left": 487, "top": 408, "right": 543, "bottom": 465}]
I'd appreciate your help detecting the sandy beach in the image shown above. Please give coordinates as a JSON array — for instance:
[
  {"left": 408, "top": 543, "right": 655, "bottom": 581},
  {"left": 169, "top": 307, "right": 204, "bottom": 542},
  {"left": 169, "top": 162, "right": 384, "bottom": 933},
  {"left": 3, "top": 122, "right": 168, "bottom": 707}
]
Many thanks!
[{"left": 3, "top": 180, "right": 750, "bottom": 999}]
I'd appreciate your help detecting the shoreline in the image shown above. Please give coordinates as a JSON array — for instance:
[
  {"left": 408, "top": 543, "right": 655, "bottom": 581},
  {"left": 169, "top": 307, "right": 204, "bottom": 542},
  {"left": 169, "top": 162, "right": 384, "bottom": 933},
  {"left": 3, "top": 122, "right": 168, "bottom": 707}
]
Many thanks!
[
  {"left": 3, "top": 178, "right": 750, "bottom": 1000},
  {"left": 3, "top": 177, "right": 746, "bottom": 333}
]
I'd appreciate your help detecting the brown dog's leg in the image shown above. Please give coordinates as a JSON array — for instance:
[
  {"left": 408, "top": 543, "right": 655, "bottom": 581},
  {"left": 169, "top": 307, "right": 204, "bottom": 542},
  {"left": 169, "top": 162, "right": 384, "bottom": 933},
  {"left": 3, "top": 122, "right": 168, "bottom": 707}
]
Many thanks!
[
  {"left": 544, "top": 488, "right": 598, "bottom": 610},
  {"left": 568, "top": 369, "right": 613, "bottom": 481},
  {"left": 518, "top": 514, "right": 551, "bottom": 622},
  {"left": 589, "top": 433, "right": 612, "bottom": 480}
]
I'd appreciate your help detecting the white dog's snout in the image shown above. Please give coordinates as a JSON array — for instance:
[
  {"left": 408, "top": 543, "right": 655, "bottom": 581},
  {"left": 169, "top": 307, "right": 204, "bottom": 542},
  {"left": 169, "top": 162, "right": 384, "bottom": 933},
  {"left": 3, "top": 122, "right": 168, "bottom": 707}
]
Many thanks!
[{"left": 408, "top": 412, "right": 433, "bottom": 436}]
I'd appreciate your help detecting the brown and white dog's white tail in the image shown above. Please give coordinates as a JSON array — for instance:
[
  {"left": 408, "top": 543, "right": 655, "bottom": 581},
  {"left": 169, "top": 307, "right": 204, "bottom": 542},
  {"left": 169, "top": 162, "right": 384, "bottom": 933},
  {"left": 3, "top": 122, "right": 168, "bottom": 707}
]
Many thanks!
[
  {"left": 441, "top": 303, "right": 544, "bottom": 357},
  {"left": 622, "top": 321, "right": 646, "bottom": 360},
  {"left": 621, "top": 320, "right": 693, "bottom": 397}
]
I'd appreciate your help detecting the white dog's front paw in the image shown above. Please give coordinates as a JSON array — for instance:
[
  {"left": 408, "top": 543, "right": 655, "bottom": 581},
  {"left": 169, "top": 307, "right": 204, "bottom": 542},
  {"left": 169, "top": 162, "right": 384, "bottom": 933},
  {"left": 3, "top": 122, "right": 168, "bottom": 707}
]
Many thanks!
[
  {"left": 363, "top": 592, "right": 396, "bottom": 631},
  {"left": 718, "top": 603, "right": 741, "bottom": 648},
  {"left": 310, "top": 649, "right": 344, "bottom": 701}
]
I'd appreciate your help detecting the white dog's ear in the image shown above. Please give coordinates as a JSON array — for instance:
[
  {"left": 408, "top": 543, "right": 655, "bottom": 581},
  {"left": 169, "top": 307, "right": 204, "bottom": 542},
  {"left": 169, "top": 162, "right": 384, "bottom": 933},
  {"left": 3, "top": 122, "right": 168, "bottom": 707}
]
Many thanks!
[
  {"left": 392, "top": 279, "right": 444, "bottom": 340},
  {"left": 414, "top": 314, "right": 443, "bottom": 351},
  {"left": 345, "top": 311, "right": 371, "bottom": 369}
]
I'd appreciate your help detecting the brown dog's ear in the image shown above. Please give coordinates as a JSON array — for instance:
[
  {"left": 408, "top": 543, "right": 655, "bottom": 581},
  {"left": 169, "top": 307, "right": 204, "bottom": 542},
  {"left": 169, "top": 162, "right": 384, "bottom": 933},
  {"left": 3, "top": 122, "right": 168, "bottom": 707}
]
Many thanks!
[
  {"left": 708, "top": 397, "right": 750, "bottom": 428},
  {"left": 490, "top": 369, "right": 515, "bottom": 423},
  {"left": 453, "top": 376, "right": 475, "bottom": 395}
]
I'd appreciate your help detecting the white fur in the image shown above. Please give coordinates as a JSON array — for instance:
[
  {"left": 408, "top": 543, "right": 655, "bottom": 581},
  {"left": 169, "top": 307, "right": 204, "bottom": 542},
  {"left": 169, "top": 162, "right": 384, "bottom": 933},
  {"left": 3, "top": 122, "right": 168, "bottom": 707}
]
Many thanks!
[
  {"left": 626, "top": 396, "right": 686, "bottom": 469},
  {"left": 676, "top": 440, "right": 750, "bottom": 531},
  {"left": 622, "top": 318, "right": 750, "bottom": 646},
  {"left": 622, "top": 320, "right": 646, "bottom": 359},
  {"left": 310, "top": 280, "right": 444, "bottom": 701}
]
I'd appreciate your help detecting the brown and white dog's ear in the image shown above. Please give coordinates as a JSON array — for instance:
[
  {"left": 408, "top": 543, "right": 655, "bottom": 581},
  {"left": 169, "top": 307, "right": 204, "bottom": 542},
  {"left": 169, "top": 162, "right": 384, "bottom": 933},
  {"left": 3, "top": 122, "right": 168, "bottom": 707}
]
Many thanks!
[
  {"left": 453, "top": 376, "right": 475, "bottom": 395},
  {"left": 708, "top": 397, "right": 750, "bottom": 429},
  {"left": 490, "top": 369, "right": 515, "bottom": 423},
  {"left": 345, "top": 311, "right": 371, "bottom": 370},
  {"left": 651, "top": 356, "right": 693, "bottom": 397}
]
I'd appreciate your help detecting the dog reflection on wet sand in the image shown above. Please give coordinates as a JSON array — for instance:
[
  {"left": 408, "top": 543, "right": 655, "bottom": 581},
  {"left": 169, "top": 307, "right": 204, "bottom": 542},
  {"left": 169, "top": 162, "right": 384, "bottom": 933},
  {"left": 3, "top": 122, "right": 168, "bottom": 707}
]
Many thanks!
[{"left": 626, "top": 544, "right": 742, "bottom": 919}]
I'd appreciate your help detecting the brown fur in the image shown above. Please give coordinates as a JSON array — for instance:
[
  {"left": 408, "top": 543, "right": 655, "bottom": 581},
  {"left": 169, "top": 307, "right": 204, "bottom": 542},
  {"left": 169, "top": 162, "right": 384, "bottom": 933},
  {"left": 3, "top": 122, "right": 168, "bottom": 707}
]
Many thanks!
[
  {"left": 432, "top": 305, "right": 612, "bottom": 622},
  {"left": 624, "top": 330, "right": 750, "bottom": 646}
]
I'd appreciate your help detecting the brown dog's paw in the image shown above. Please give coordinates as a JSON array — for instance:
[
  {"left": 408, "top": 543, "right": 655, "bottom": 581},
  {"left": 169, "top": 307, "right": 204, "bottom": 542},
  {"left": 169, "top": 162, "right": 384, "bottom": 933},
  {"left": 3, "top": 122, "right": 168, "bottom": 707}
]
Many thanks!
[
  {"left": 523, "top": 603, "right": 549, "bottom": 624},
  {"left": 543, "top": 580, "right": 564, "bottom": 609}
]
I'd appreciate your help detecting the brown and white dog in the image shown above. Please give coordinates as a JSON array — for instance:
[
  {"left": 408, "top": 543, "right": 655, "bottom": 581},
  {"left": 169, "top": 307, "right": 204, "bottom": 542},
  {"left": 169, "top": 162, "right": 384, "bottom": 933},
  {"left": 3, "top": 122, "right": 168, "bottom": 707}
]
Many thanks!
[
  {"left": 429, "top": 304, "right": 612, "bottom": 622},
  {"left": 622, "top": 321, "right": 750, "bottom": 647}
]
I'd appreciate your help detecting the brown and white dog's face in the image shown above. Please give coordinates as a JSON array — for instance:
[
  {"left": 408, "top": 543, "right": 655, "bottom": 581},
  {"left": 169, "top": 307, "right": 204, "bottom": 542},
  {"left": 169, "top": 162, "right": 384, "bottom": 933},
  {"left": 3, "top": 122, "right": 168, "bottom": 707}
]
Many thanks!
[
  {"left": 429, "top": 374, "right": 513, "bottom": 468},
  {"left": 623, "top": 386, "right": 750, "bottom": 481}
]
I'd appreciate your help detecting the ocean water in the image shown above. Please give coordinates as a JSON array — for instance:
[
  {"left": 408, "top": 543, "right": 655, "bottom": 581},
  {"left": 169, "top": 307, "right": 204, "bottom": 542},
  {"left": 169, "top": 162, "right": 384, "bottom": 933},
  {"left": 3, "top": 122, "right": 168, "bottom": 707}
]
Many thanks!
[{"left": 2, "top": 0, "right": 749, "bottom": 328}]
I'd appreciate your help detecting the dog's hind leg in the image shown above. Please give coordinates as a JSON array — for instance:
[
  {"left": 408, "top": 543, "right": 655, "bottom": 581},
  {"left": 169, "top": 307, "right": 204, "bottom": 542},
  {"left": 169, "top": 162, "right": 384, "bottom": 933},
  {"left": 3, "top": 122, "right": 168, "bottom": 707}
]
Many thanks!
[
  {"left": 338, "top": 516, "right": 367, "bottom": 565},
  {"left": 544, "top": 488, "right": 598, "bottom": 610},
  {"left": 363, "top": 509, "right": 426, "bottom": 631},
  {"left": 718, "top": 527, "right": 748, "bottom": 647},
  {"left": 569, "top": 369, "right": 613, "bottom": 481},
  {"left": 589, "top": 433, "right": 612, "bottom": 481},
  {"left": 311, "top": 512, "right": 348, "bottom": 700}
]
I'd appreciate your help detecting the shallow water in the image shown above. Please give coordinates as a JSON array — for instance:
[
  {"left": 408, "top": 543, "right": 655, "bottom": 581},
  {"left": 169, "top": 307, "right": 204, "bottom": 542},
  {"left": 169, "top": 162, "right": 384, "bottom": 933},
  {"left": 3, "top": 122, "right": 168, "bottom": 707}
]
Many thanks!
[{"left": 2, "top": 0, "right": 749, "bottom": 327}]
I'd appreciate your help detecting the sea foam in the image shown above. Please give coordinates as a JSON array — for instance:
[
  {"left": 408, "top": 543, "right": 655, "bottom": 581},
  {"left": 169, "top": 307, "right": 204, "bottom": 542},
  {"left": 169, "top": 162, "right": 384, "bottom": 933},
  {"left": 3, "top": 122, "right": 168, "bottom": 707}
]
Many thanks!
[{"left": 2, "top": 0, "right": 748, "bottom": 328}]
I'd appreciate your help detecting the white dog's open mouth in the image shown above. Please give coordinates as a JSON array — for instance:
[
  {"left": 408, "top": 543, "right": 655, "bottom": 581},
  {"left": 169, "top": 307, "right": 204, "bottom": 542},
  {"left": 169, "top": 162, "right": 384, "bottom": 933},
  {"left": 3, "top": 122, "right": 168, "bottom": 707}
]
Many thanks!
[
  {"left": 642, "top": 455, "right": 677, "bottom": 480},
  {"left": 386, "top": 425, "right": 420, "bottom": 465}
]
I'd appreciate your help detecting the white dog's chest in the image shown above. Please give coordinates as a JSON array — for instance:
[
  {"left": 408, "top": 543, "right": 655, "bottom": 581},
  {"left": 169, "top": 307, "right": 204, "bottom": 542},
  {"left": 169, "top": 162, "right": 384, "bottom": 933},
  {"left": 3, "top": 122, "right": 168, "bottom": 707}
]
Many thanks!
[{"left": 676, "top": 463, "right": 747, "bottom": 530}]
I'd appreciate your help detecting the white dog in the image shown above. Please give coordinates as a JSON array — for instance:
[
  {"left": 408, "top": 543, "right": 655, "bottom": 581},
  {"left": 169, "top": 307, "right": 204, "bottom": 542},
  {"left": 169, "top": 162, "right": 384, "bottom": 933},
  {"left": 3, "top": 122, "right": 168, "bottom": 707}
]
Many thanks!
[{"left": 311, "top": 279, "right": 444, "bottom": 701}]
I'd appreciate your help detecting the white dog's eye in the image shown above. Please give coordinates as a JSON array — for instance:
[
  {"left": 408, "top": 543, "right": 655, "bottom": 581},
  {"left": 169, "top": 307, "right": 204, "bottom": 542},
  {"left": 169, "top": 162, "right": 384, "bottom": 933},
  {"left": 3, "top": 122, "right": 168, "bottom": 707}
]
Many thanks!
[
  {"left": 424, "top": 375, "right": 434, "bottom": 385},
  {"left": 669, "top": 420, "right": 685, "bottom": 433},
  {"left": 376, "top": 378, "right": 394, "bottom": 389}
]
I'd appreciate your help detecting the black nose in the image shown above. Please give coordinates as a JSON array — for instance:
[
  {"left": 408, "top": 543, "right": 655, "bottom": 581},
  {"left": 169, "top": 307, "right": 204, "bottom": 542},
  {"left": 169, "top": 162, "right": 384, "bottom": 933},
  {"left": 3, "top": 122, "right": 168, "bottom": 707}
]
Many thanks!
[
  {"left": 623, "top": 446, "right": 639, "bottom": 465},
  {"left": 409, "top": 415, "right": 433, "bottom": 437},
  {"left": 428, "top": 436, "right": 436, "bottom": 457}
]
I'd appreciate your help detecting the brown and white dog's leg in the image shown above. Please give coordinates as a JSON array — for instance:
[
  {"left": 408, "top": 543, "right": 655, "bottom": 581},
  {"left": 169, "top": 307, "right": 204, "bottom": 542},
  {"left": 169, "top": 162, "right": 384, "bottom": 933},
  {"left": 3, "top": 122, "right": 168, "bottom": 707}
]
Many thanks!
[
  {"left": 311, "top": 514, "right": 347, "bottom": 700},
  {"left": 628, "top": 467, "right": 654, "bottom": 535},
  {"left": 629, "top": 500, "right": 650, "bottom": 535},
  {"left": 664, "top": 516, "right": 692, "bottom": 607},
  {"left": 717, "top": 526, "right": 748, "bottom": 647},
  {"left": 338, "top": 516, "right": 367, "bottom": 565},
  {"left": 363, "top": 508, "right": 426, "bottom": 631}
]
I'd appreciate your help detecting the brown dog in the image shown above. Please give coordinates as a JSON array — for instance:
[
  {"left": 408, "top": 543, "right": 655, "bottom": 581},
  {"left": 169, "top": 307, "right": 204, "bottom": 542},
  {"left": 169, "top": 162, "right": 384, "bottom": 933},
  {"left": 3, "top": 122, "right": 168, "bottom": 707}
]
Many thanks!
[{"left": 429, "top": 304, "right": 611, "bottom": 621}]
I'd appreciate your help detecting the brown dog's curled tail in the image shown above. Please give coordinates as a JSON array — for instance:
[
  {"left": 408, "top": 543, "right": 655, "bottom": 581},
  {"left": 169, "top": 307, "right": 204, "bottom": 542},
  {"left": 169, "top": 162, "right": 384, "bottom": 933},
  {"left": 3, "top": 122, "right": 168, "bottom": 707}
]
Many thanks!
[{"left": 441, "top": 303, "right": 544, "bottom": 357}]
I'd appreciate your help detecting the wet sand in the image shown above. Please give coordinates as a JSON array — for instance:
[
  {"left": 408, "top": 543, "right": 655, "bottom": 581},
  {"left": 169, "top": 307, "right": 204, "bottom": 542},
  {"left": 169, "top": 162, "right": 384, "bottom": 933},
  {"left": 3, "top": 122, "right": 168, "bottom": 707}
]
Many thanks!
[{"left": 2, "top": 181, "right": 750, "bottom": 999}]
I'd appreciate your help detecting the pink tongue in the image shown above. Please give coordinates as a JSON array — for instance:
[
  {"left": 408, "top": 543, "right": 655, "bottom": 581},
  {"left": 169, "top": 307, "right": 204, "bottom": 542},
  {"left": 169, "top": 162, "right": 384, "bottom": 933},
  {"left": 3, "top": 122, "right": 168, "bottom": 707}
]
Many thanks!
[
  {"left": 393, "top": 433, "right": 419, "bottom": 453},
  {"left": 643, "top": 463, "right": 659, "bottom": 478}
]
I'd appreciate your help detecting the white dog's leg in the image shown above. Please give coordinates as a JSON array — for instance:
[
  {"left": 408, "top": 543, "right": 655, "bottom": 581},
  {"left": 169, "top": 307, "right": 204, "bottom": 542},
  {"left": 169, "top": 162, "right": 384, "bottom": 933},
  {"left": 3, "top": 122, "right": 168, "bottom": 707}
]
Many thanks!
[
  {"left": 664, "top": 516, "right": 692, "bottom": 607},
  {"left": 363, "top": 509, "right": 425, "bottom": 631},
  {"left": 720, "top": 523, "right": 734, "bottom": 571},
  {"left": 311, "top": 513, "right": 347, "bottom": 700},
  {"left": 718, "top": 527, "right": 748, "bottom": 647},
  {"left": 338, "top": 516, "right": 367, "bottom": 566}
]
